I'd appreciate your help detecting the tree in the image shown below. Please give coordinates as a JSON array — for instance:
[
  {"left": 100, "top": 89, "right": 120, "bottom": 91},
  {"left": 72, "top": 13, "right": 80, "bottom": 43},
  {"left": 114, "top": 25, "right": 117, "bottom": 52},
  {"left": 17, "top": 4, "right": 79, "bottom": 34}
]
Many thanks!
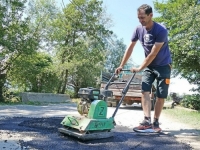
[
  {"left": 153, "top": 0, "right": 200, "bottom": 92},
  {"left": 4, "top": 0, "right": 63, "bottom": 94},
  {"left": 1, "top": 0, "right": 127, "bottom": 98},
  {"left": 7, "top": 52, "right": 59, "bottom": 93},
  {"left": 27, "top": 0, "right": 59, "bottom": 52},
  {"left": 103, "top": 34, "right": 126, "bottom": 73},
  {"left": 0, "top": 0, "right": 39, "bottom": 102},
  {"left": 49, "top": 0, "right": 113, "bottom": 95}
]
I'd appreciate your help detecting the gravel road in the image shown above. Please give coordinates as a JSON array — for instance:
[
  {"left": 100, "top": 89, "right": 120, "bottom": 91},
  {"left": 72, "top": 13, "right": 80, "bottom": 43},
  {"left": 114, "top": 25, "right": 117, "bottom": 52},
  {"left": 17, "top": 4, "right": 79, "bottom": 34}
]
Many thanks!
[{"left": 0, "top": 103, "right": 198, "bottom": 150}]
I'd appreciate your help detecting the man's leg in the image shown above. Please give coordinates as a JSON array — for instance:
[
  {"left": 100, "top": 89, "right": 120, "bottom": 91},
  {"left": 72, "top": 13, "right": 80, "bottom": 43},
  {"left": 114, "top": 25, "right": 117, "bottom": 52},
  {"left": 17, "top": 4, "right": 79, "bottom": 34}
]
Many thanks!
[
  {"left": 133, "top": 69, "right": 155, "bottom": 132},
  {"left": 152, "top": 64, "right": 171, "bottom": 132},
  {"left": 154, "top": 98, "right": 165, "bottom": 119},
  {"left": 152, "top": 98, "right": 165, "bottom": 132},
  {"left": 142, "top": 92, "right": 151, "bottom": 118},
  {"left": 133, "top": 92, "right": 153, "bottom": 131}
]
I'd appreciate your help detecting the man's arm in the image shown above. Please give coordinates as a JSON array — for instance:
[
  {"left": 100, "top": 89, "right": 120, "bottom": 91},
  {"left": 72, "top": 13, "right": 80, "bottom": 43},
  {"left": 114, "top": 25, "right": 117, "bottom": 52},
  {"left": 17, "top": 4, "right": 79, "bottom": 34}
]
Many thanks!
[
  {"left": 137, "top": 42, "right": 164, "bottom": 71},
  {"left": 119, "top": 41, "right": 137, "bottom": 68},
  {"left": 115, "top": 41, "right": 137, "bottom": 74}
]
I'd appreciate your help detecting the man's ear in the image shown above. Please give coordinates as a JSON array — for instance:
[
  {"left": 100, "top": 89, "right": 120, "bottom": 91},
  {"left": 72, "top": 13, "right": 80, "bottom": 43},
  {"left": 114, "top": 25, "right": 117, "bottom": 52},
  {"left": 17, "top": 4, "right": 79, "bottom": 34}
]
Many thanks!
[{"left": 150, "top": 13, "right": 153, "bottom": 18}]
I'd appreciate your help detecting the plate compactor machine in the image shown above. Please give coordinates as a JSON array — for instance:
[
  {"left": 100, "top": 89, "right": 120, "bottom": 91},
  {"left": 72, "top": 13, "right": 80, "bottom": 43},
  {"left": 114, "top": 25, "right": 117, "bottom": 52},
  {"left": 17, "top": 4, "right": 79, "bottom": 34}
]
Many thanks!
[{"left": 58, "top": 71, "right": 136, "bottom": 140}]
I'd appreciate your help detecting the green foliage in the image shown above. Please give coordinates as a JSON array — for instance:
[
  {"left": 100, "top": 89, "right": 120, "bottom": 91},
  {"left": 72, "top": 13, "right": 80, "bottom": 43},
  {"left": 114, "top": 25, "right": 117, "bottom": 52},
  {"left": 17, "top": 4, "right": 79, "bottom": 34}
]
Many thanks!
[
  {"left": 0, "top": 0, "right": 39, "bottom": 64},
  {"left": 47, "top": 0, "right": 114, "bottom": 95},
  {"left": 104, "top": 36, "right": 126, "bottom": 73},
  {"left": 7, "top": 52, "right": 59, "bottom": 93},
  {"left": 0, "top": 0, "right": 40, "bottom": 102},
  {"left": 166, "top": 95, "right": 171, "bottom": 101},
  {"left": 153, "top": 0, "right": 200, "bottom": 92},
  {"left": 181, "top": 94, "right": 200, "bottom": 110},
  {"left": 1, "top": 85, "right": 21, "bottom": 103},
  {"left": 66, "top": 89, "right": 75, "bottom": 98},
  {"left": 27, "top": 0, "right": 59, "bottom": 50},
  {"left": 72, "top": 98, "right": 81, "bottom": 104},
  {"left": 0, "top": 0, "right": 127, "bottom": 99}
]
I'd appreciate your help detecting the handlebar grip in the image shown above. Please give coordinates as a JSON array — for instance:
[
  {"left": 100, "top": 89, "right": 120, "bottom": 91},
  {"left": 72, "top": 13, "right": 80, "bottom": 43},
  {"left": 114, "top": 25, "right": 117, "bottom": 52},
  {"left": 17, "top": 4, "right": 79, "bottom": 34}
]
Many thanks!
[{"left": 121, "top": 69, "right": 131, "bottom": 71}]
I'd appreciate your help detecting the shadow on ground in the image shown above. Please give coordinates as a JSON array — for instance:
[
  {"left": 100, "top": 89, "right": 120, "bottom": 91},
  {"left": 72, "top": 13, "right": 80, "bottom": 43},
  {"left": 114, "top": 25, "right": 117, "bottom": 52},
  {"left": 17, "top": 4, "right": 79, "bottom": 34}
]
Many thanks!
[{"left": 163, "top": 129, "right": 200, "bottom": 136}]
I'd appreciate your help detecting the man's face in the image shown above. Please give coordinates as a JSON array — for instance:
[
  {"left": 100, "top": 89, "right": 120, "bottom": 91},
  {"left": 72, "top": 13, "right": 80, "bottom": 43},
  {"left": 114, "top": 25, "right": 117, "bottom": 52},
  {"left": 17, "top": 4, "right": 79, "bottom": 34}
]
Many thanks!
[{"left": 137, "top": 9, "right": 152, "bottom": 26}]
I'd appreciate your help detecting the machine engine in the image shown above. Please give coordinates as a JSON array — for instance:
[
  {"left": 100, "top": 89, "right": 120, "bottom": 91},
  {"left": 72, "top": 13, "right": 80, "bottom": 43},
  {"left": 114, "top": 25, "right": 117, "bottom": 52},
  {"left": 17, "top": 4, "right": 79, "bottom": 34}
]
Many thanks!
[{"left": 77, "top": 87, "right": 113, "bottom": 115}]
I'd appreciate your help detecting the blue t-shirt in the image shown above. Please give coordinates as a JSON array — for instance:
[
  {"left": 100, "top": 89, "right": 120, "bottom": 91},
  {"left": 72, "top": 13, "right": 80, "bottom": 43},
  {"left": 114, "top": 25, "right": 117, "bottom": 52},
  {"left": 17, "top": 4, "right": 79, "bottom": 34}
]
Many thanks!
[{"left": 131, "top": 22, "right": 172, "bottom": 67}]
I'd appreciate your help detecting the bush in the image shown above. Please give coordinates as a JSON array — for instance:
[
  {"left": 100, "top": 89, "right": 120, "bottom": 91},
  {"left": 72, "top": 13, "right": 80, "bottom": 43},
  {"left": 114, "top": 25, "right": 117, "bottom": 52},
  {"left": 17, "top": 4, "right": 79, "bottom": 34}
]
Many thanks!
[
  {"left": 66, "top": 89, "right": 75, "bottom": 98},
  {"left": 2, "top": 87, "right": 21, "bottom": 103},
  {"left": 181, "top": 94, "right": 200, "bottom": 110}
]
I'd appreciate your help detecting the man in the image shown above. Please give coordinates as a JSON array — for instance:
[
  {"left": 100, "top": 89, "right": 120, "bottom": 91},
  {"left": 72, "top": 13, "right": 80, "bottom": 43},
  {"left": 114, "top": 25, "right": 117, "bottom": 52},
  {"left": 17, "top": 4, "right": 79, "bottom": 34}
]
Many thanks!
[{"left": 115, "top": 4, "right": 172, "bottom": 132}]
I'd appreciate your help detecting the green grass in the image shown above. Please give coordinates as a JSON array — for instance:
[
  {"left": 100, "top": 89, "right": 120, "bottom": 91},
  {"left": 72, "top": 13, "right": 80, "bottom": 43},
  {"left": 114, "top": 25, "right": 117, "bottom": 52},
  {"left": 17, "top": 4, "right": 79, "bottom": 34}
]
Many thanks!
[
  {"left": 162, "top": 107, "right": 200, "bottom": 129},
  {"left": 72, "top": 98, "right": 81, "bottom": 104}
]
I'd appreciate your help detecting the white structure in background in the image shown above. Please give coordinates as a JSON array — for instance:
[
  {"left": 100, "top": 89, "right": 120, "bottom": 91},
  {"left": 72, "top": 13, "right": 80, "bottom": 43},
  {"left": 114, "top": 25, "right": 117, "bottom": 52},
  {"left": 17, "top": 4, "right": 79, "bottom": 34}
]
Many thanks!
[{"left": 169, "top": 75, "right": 197, "bottom": 95}]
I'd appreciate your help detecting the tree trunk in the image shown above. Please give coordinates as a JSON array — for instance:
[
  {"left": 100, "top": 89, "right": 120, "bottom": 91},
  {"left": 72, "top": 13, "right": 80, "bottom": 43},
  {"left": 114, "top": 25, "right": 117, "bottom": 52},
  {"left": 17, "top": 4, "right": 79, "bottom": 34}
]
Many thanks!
[
  {"left": 74, "top": 86, "right": 79, "bottom": 98},
  {"left": 57, "top": 69, "right": 68, "bottom": 94},
  {"left": 57, "top": 71, "right": 64, "bottom": 94},
  {"left": 0, "top": 74, "right": 6, "bottom": 102},
  {"left": 61, "top": 69, "right": 68, "bottom": 94}
]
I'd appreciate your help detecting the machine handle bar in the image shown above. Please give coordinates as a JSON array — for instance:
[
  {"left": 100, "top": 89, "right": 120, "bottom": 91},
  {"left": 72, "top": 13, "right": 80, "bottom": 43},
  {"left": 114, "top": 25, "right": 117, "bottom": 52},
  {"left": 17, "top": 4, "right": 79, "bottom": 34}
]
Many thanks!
[
  {"left": 112, "top": 72, "right": 136, "bottom": 119},
  {"left": 104, "top": 69, "right": 132, "bottom": 90},
  {"left": 121, "top": 69, "right": 131, "bottom": 72}
]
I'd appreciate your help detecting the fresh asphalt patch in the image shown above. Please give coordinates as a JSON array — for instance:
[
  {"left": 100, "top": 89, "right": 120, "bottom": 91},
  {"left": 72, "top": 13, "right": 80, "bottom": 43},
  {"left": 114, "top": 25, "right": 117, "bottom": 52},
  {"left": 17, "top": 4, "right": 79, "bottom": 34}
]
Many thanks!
[{"left": 0, "top": 116, "right": 192, "bottom": 150}]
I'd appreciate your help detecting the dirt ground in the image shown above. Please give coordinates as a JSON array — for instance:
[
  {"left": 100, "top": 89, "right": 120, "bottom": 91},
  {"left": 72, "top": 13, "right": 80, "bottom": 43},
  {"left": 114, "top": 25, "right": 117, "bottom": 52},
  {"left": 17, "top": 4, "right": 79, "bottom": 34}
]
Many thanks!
[{"left": 0, "top": 102, "right": 199, "bottom": 150}]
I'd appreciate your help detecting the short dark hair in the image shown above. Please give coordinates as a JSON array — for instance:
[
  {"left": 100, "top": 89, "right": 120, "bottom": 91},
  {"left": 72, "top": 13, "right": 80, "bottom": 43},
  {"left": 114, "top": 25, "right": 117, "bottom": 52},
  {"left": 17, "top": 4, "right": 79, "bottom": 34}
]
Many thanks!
[{"left": 137, "top": 4, "right": 152, "bottom": 15}]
